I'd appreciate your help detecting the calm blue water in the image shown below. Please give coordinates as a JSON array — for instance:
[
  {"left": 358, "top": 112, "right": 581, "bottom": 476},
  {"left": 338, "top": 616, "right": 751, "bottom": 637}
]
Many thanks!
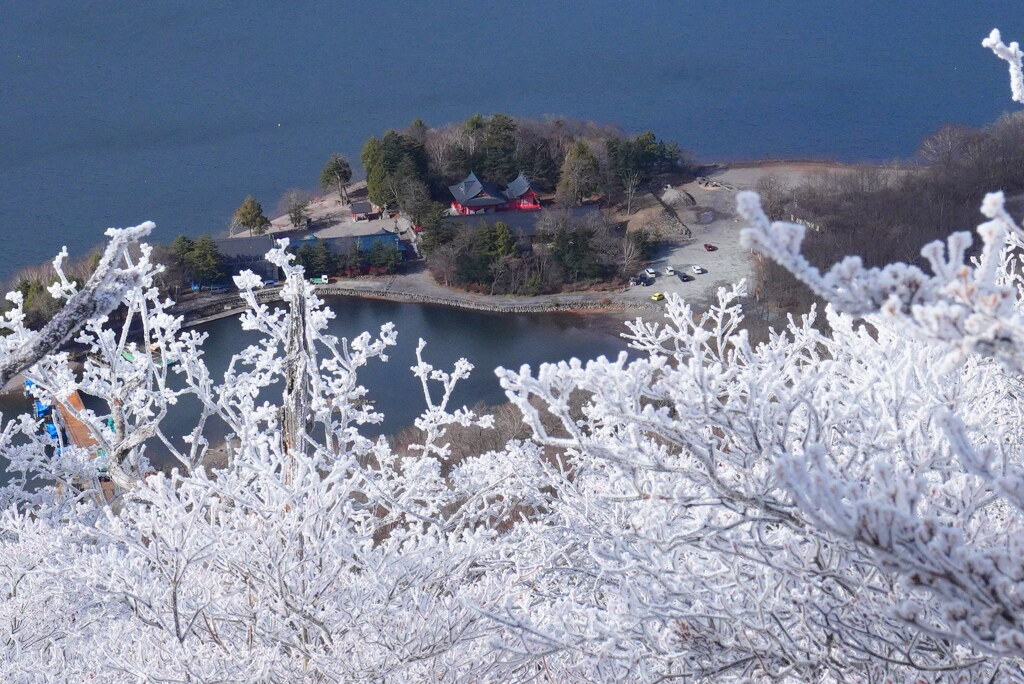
[
  {"left": 170, "top": 298, "right": 629, "bottom": 439},
  {"left": 0, "top": 298, "right": 629, "bottom": 473},
  {"left": 0, "top": 2, "right": 1021, "bottom": 278}
]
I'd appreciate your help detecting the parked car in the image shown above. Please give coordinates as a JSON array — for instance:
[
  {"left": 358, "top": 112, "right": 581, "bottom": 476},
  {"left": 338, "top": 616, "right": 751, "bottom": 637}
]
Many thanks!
[
  {"left": 650, "top": 292, "right": 665, "bottom": 302},
  {"left": 210, "top": 286, "right": 229, "bottom": 294},
  {"left": 703, "top": 243, "right": 716, "bottom": 251},
  {"left": 665, "top": 265, "right": 676, "bottom": 275},
  {"left": 643, "top": 268, "right": 657, "bottom": 279},
  {"left": 261, "top": 278, "right": 278, "bottom": 288},
  {"left": 677, "top": 273, "right": 694, "bottom": 282},
  {"left": 691, "top": 265, "right": 705, "bottom": 274}
]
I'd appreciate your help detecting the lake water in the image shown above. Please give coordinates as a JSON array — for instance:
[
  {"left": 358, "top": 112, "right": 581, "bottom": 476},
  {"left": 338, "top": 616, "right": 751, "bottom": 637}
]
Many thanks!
[
  {"left": 173, "top": 297, "right": 630, "bottom": 440},
  {"left": 2, "top": 3, "right": 1021, "bottom": 476},
  {"left": 0, "top": 297, "right": 628, "bottom": 477},
  {"left": 1, "top": 2, "right": 1022, "bottom": 279}
]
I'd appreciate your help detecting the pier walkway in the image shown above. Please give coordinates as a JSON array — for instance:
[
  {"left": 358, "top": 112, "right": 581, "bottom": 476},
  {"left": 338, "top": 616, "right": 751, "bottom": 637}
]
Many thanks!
[{"left": 56, "top": 391, "right": 117, "bottom": 503}]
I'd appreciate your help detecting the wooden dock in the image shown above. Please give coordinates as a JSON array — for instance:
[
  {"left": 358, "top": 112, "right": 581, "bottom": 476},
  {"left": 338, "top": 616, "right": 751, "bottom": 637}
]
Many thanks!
[
  {"left": 56, "top": 391, "right": 96, "bottom": 451},
  {"left": 56, "top": 391, "right": 117, "bottom": 503}
]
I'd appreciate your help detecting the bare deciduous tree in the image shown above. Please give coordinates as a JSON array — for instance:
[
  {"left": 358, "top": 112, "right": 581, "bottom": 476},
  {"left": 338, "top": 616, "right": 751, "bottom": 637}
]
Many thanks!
[{"left": 620, "top": 169, "right": 642, "bottom": 215}]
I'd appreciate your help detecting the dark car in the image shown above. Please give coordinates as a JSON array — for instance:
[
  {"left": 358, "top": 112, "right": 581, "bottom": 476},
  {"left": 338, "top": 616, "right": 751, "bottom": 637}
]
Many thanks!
[
  {"left": 210, "top": 286, "right": 230, "bottom": 294},
  {"left": 678, "top": 273, "right": 694, "bottom": 282},
  {"left": 703, "top": 243, "right": 716, "bottom": 251}
]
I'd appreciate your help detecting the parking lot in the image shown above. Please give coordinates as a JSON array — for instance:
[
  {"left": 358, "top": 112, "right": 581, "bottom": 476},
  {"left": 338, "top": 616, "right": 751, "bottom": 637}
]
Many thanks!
[
  {"left": 625, "top": 248, "right": 737, "bottom": 304},
  {"left": 619, "top": 163, "right": 838, "bottom": 309},
  {"left": 620, "top": 172, "right": 757, "bottom": 307}
]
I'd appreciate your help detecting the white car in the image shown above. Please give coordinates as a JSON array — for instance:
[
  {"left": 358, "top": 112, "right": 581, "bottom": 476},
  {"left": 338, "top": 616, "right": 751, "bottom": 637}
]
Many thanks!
[
  {"left": 665, "top": 265, "right": 676, "bottom": 275},
  {"left": 691, "top": 265, "right": 705, "bottom": 274},
  {"left": 643, "top": 268, "right": 656, "bottom": 279}
]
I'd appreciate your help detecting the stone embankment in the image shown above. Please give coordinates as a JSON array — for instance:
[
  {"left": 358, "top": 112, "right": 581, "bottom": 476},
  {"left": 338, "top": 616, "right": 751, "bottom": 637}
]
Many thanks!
[{"left": 177, "top": 281, "right": 660, "bottom": 328}]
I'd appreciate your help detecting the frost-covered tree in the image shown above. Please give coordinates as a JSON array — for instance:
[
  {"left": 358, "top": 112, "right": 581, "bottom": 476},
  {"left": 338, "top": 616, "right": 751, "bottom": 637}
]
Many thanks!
[
  {"left": 489, "top": 30, "right": 1024, "bottom": 681},
  {"left": 1, "top": 234, "right": 510, "bottom": 681},
  {"left": 4, "top": 27, "right": 1024, "bottom": 684}
]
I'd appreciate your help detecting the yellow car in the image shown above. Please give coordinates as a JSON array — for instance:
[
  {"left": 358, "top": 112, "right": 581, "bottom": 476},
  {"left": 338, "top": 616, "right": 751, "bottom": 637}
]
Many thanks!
[{"left": 650, "top": 292, "right": 665, "bottom": 301}]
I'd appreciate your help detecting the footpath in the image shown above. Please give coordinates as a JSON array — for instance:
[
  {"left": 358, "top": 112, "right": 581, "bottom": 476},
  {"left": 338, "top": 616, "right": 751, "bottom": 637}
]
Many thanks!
[{"left": 175, "top": 267, "right": 662, "bottom": 328}]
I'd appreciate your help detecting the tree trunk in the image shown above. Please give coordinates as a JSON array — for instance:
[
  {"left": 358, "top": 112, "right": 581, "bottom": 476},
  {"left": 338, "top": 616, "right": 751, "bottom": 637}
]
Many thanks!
[{"left": 279, "top": 272, "right": 312, "bottom": 479}]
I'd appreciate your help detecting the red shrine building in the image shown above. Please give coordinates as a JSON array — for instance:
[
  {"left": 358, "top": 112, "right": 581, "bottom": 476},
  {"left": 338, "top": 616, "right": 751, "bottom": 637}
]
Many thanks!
[
  {"left": 503, "top": 172, "right": 542, "bottom": 210},
  {"left": 448, "top": 171, "right": 543, "bottom": 215}
]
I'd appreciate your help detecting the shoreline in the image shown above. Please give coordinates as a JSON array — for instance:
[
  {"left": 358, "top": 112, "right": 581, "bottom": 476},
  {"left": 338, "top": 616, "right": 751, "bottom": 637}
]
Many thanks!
[
  {"left": 3, "top": 157, "right": 855, "bottom": 388},
  {"left": 184, "top": 157, "right": 853, "bottom": 330},
  {"left": 179, "top": 280, "right": 659, "bottom": 329}
]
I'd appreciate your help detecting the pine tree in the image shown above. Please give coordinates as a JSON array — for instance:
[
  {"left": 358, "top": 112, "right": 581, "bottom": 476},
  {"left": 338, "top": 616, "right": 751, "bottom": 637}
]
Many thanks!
[
  {"left": 320, "top": 154, "right": 353, "bottom": 203},
  {"left": 231, "top": 196, "right": 271, "bottom": 237},
  {"left": 481, "top": 114, "right": 518, "bottom": 183}
]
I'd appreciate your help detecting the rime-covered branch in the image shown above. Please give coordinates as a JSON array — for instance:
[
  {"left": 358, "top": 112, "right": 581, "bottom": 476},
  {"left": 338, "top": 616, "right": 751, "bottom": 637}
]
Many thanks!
[
  {"left": 0, "top": 223, "right": 152, "bottom": 389},
  {"left": 5, "top": 26, "right": 1024, "bottom": 684},
  {"left": 983, "top": 28, "right": 1024, "bottom": 103}
]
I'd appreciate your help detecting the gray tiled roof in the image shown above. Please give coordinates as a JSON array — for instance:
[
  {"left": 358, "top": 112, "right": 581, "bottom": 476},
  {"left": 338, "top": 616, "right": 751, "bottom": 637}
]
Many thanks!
[
  {"left": 448, "top": 171, "right": 507, "bottom": 206},
  {"left": 214, "top": 236, "right": 281, "bottom": 259},
  {"left": 504, "top": 172, "right": 540, "bottom": 199},
  {"left": 216, "top": 230, "right": 402, "bottom": 262}
]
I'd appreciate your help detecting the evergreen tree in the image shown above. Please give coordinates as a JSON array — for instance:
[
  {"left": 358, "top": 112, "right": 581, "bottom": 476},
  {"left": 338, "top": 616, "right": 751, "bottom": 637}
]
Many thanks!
[
  {"left": 445, "top": 145, "right": 475, "bottom": 181},
  {"left": 606, "top": 137, "right": 644, "bottom": 183},
  {"left": 408, "top": 200, "right": 446, "bottom": 232},
  {"left": 362, "top": 132, "right": 428, "bottom": 210},
  {"left": 607, "top": 131, "right": 683, "bottom": 184},
  {"left": 292, "top": 242, "right": 336, "bottom": 276},
  {"left": 171, "top": 235, "right": 195, "bottom": 269},
  {"left": 311, "top": 242, "right": 336, "bottom": 275},
  {"left": 319, "top": 154, "right": 353, "bottom": 203},
  {"left": 485, "top": 220, "right": 517, "bottom": 258},
  {"left": 293, "top": 243, "right": 314, "bottom": 272},
  {"left": 464, "top": 114, "right": 486, "bottom": 136},
  {"left": 189, "top": 236, "right": 225, "bottom": 284},
  {"left": 170, "top": 234, "right": 224, "bottom": 284},
  {"left": 367, "top": 241, "right": 402, "bottom": 272},
  {"left": 481, "top": 114, "right": 519, "bottom": 183},
  {"left": 550, "top": 223, "right": 603, "bottom": 282},
  {"left": 361, "top": 137, "right": 388, "bottom": 208},
  {"left": 419, "top": 216, "right": 456, "bottom": 256},
  {"left": 342, "top": 242, "right": 363, "bottom": 273},
  {"left": 231, "top": 196, "right": 271, "bottom": 237},
  {"left": 392, "top": 154, "right": 430, "bottom": 213}
]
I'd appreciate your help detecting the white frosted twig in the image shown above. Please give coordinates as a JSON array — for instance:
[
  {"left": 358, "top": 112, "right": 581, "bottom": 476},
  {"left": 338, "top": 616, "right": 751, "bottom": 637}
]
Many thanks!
[
  {"left": 983, "top": 29, "right": 1024, "bottom": 103},
  {"left": 0, "top": 222, "right": 153, "bottom": 389}
]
